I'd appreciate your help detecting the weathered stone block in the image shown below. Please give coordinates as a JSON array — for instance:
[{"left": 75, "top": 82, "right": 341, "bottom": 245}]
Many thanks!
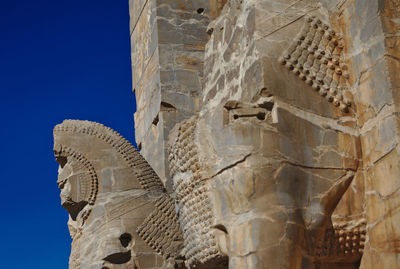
[{"left": 360, "top": 112, "right": 398, "bottom": 166}]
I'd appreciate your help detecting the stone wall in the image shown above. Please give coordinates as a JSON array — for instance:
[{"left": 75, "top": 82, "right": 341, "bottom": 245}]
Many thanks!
[
  {"left": 334, "top": 0, "right": 400, "bottom": 267},
  {"left": 129, "top": 0, "right": 225, "bottom": 190}
]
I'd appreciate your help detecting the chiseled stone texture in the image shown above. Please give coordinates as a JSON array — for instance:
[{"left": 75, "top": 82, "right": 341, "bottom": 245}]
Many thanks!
[
  {"left": 338, "top": 0, "right": 400, "bottom": 267},
  {"left": 53, "top": 120, "right": 184, "bottom": 269},
  {"left": 168, "top": 0, "right": 364, "bottom": 267},
  {"left": 130, "top": 0, "right": 225, "bottom": 190},
  {"left": 166, "top": 0, "right": 398, "bottom": 268},
  {"left": 54, "top": 0, "right": 400, "bottom": 268}
]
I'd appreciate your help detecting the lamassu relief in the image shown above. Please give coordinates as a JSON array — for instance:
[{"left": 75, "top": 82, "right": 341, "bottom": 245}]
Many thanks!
[{"left": 54, "top": 0, "right": 400, "bottom": 268}]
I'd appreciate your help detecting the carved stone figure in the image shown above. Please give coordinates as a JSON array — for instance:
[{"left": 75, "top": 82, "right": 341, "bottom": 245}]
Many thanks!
[
  {"left": 55, "top": 0, "right": 400, "bottom": 268},
  {"left": 166, "top": 1, "right": 365, "bottom": 267},
  {"left": 54, "top": 120, "right": 183, "bottom": 268}
]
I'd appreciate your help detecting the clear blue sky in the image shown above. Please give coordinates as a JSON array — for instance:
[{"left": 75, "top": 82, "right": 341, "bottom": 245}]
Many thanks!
[{"left": 0, "top": 1, "right": 135, "bottom": 268}]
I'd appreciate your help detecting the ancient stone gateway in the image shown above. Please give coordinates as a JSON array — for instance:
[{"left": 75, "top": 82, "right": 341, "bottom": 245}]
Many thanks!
[{"left": 54, "top": 0, "right": 400, "bottom": 268}]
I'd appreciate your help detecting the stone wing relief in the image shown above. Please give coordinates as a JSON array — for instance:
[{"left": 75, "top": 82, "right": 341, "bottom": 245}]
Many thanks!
[{"left": 53, "top": 120, "right": 183, "bottom": 268}]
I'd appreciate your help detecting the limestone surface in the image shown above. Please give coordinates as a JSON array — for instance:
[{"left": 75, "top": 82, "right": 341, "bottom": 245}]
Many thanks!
[
  {"left": 54, "top": 120, "right": 183, "bottom": 268},
  {"left": 54, "top": 0, "right": 400, "bottom": 268}
]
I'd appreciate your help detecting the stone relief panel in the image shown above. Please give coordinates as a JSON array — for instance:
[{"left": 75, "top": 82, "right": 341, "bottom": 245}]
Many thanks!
[
  {"left": 167, "top": 0, "right": 366, "bottom": 268},
  {"left": 169, "top": 99, "right": 362, "bottom": 268},
  {"left": 168, "top": 116, "right": 227, "bottom": 268},
  {"left": 53, "top": 120, "right": 184, "bottom": 269}
]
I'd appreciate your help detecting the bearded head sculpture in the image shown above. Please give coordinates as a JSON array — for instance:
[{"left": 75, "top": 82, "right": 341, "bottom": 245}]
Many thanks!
[{"left": 54, "top": 120, "right": 183, "bottom": 269}]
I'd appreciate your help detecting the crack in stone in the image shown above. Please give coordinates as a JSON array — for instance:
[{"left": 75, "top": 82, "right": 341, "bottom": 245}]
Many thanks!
[
  {"left": 130, "top": 0, "right": 149, "bottom": 35},
  {"left": 360, "top": 103, "right": 394, "bottom": 133},
  {"left": 364, "top": 143, "right": 398, "bottom": 169},
  {"left": 204, "top": 153, "right": 252, "bottom": 181},
  {"left": 282, "top": 159, "right": 353, "bottom": 171},
  {"left": 385, "top": 53, "right": 400, "bottom": 62}
]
